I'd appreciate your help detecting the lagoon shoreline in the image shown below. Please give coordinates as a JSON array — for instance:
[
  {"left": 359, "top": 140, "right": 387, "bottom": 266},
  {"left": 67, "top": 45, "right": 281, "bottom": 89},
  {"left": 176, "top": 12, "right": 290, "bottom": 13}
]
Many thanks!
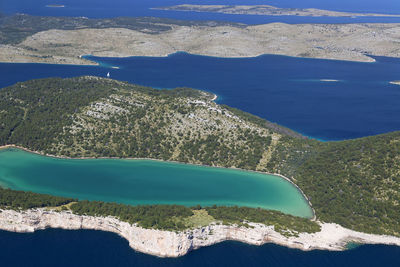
[{"left": 0, "top": 144, "right": 315, "bottom": 219}]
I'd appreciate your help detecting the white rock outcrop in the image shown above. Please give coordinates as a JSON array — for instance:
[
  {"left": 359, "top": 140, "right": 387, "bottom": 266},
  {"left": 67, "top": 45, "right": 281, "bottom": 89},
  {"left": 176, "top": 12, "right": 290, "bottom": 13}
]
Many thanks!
[{"left": 1, "top": 208, "right": 399, "bottom": 257}]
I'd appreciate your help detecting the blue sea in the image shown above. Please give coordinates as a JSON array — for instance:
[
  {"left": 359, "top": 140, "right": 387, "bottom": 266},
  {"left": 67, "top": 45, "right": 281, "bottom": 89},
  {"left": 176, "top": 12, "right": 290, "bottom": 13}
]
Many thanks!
[
  {"left": 0, "top": 229, "right": 399, "bottom": 267},
  {"left": 1, "top": 53, "right": 400, "bottom": 141},
  {"left": 1, "top": 0, "right": 400, "bottom": 24}
]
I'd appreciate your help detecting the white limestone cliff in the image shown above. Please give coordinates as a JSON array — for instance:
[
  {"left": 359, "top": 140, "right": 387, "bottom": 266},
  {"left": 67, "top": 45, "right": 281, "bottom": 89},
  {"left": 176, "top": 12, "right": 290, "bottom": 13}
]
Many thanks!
[{"left": 1, "top": 208, "right": 399, "bottom": 257}]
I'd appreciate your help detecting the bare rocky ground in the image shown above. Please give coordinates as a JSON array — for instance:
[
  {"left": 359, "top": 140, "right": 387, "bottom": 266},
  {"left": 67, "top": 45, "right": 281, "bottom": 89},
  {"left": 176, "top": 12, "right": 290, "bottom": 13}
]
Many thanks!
[{"left": 1, "top": 22, "right": 400, "bottom": 64}]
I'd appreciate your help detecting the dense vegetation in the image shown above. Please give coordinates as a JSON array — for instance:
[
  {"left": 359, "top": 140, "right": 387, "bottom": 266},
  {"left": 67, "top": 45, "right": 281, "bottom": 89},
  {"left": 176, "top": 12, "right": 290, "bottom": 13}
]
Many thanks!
[
  {"left": 70, "top": 201, "right": 194, "bottom": 231},
  {"left": 0, "top": 77, "right": 277, "bottom": 170},
  {"left": 269, "top": 134, "right": 400, "bottom": 236},
  {"left": 0, "top": 187, "right": 319, "bottom": 233},
  {"left": 0, "top": 14, "right": 242, "bottom": 45},
  {"left": 0, "top": 77, "right": 399, "bottom": 237},
  {"left": 0, "top": 77, "right": 212, "bottom": 153},
  {"left": 0, "top": 77, "right": 116, "bottom": 150},
  {"left": 0, "top": 188, "right": 75, "bottom": 209}
]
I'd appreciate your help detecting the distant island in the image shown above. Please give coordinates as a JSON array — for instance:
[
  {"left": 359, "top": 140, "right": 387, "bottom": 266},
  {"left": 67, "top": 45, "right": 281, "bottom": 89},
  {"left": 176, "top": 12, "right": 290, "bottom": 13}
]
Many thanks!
[
  {"left": 320, "top": 79, "right": 340, "bottom": 82},
  {"left": 45, "top": 4, "right": 65, "bottom": 8},
  {"left": 390, "top": 80, "right": 400, "bottom": 85},
  {"left": 1, "top": 14, "right": 400, "bottom": 65},
  {"left": 154, "top": 4, "right": 400, "bottom": 18}
]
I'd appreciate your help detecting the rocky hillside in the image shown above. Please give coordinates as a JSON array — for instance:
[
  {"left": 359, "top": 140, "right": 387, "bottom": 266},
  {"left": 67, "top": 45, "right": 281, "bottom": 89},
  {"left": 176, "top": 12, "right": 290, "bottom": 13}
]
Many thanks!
[
  {"left": 0, "top": 76, "right": 292, "bottom": 170},
  {"left": 2, "top": 14, "right": 400, "bottom": 65}
]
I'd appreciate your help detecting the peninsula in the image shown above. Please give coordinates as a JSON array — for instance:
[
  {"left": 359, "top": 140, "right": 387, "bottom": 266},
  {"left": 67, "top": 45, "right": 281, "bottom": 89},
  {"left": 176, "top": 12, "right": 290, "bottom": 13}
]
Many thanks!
[
  {"left": 0, "top": 76, "right": 399, "bottom": 248},
  {"left": 155, "top": 4, "right": 400, "bottom": 18},
  {"left": 1, "top": 14, "right": 400, "bottom": 64}
]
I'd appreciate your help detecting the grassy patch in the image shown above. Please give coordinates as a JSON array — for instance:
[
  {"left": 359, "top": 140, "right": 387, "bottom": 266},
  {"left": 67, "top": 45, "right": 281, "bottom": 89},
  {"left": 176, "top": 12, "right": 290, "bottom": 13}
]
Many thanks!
[
  {"left": 183, "top": 209, "right": 215, "bottom": 228},
  {"left": 46, "top": 201, "right": 78, "bottom": 212}
]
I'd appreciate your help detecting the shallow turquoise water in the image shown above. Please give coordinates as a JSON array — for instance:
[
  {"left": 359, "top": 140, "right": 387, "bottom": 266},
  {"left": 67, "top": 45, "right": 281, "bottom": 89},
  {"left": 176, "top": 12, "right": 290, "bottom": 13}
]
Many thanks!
[{"left": 0, "top": 148, "right": 313, "bottom": 218}]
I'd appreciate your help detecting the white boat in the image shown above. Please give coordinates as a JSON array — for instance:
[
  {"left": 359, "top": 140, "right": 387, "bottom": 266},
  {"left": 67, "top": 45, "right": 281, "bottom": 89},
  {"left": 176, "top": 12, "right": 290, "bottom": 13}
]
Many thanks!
[{"left": 107, "top": 72, "right": 110, "bottom": 78}]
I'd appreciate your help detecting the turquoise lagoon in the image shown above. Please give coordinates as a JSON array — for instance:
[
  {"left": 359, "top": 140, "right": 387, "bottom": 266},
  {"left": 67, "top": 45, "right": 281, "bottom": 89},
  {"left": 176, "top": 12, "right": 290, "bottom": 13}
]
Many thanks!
[{"left": 0, "top": 148, "right": 313, "bottom": 218}]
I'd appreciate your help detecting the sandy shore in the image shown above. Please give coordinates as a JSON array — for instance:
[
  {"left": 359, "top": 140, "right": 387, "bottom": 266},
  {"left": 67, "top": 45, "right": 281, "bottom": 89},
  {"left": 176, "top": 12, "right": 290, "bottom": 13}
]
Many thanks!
[{"left": 0, "top": 208, "right": 399, "bottom": 257}]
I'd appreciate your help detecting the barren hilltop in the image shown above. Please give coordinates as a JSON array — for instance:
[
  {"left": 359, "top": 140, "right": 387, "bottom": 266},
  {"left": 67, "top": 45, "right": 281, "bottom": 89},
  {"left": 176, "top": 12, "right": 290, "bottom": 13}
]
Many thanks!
[{"left": 1, "top": 14, "right": 400, "bottom": 64}]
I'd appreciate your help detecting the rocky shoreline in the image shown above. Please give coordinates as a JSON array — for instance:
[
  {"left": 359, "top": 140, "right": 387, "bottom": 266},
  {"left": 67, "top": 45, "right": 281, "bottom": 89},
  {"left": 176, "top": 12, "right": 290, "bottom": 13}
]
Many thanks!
[{"left": 0, "top": 208, "right": 399, "bottom": 257}]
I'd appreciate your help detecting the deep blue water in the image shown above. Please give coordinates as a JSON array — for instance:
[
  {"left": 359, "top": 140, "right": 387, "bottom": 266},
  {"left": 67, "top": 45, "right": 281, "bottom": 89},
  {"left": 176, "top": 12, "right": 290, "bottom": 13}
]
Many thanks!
[
  {"left": 2, "top": 53, "right": 400, "bottom": 140},
  {"left": 2, "top": 0, "right": 400, "bottom": 24},
  {"left": 0, "top": 229, "right": 399, "bottom": 267}
]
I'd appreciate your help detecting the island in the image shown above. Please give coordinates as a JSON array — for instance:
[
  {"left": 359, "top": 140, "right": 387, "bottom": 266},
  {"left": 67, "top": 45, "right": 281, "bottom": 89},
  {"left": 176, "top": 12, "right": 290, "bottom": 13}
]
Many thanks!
[
  {"left": 1, "top": 14, "right": 400, "bottom": 65},
  {"left": 45, "top": 5, "right": 65, "bottom": 8},
  {"left": 0, "top": 77, "right": 399, "bottom": 256},
  {"left": 320, "top": 79, "right": 340, "bottom": 82},
  {"left": 390, "top": 80, "right": 400, "bottom": 86},
  {"left": 155, "top": 4, "right": 400, "bottom": 18}
]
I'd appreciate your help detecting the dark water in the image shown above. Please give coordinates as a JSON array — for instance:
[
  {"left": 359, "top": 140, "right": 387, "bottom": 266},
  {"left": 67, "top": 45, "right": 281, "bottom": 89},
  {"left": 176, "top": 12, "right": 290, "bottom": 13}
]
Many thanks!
[
  {"left": 2, "top": 0, "right": 400, "bottom": 24},
  {"left": 0, "top": 229, "right": 399, "bottom": 267},
  {"left": 2, "top": 53, "right": 400, "bottom": 140}
]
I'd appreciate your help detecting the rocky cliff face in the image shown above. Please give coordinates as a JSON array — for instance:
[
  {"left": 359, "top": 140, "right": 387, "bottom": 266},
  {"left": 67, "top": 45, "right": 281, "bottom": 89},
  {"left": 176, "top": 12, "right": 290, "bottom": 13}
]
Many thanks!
[{"left": 1, "top": 208, "right": 399, "bottom": 257}]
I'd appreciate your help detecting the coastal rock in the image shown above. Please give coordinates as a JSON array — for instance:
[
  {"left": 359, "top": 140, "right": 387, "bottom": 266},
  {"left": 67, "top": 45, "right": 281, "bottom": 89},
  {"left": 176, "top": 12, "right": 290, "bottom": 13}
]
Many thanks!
[{"left": 1, "top": 209, "right": 399, "bottom": 257}]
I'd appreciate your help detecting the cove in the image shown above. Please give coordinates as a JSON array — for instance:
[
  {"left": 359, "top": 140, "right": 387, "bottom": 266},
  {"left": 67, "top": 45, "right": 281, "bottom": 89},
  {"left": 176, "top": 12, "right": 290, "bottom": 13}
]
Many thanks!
[
  {"left": 0, "top": 148, "right": 313, "bottom": 218},
  {"left": 1, "top": 53, "right": 400, "bottom": 140}
]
